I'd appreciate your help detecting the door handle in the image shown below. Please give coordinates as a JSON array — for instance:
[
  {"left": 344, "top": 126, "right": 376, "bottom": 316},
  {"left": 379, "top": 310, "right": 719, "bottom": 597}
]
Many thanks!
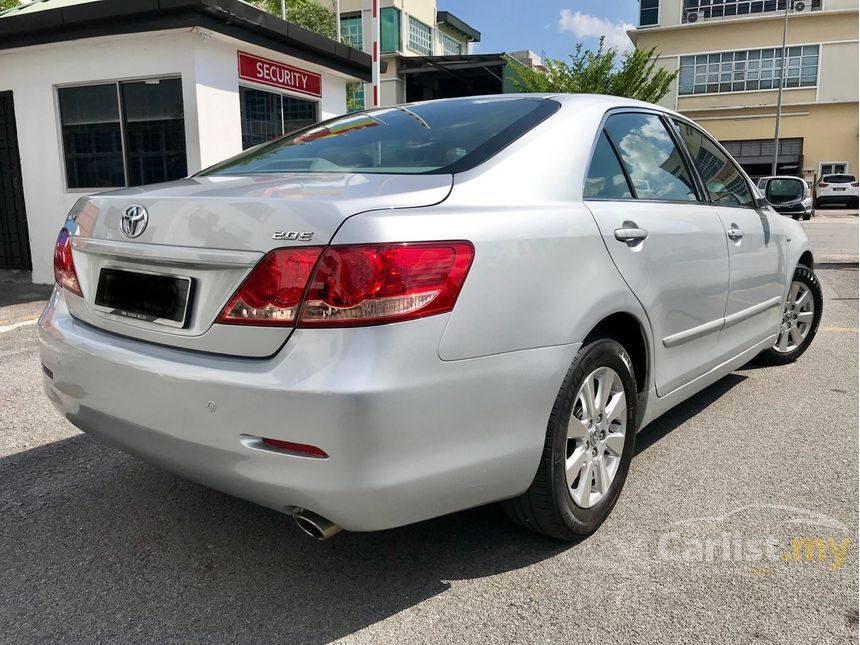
[
  {"left": 727, "top": 227, "right": 744, "bottom": 241},
  {"left": 614, "top": 222, "right": 649, "bottom": 243}
]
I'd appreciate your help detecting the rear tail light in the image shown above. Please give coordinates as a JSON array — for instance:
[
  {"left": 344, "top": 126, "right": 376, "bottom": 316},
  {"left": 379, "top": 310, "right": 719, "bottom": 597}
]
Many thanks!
[
  {"left": 218, "top": 247, "right": 322, "bottom": 325},
  {"left": 217, "top": 241, "right": 474, "bottom": 328},
  {"left": 818, "top": 182, "right": 829, "bottom": 188},
  {"left": 852, "top": 183, "right": 859, "bottom": 188},
  {"left": 53, "top": 228, "right": 82, "bottom": 297},
  {"left": 261, "top": 438, "right": 328, "bottom": 458}
]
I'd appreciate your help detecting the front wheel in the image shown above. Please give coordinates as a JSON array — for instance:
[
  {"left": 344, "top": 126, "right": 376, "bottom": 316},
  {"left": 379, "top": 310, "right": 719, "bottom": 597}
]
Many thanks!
[
  {"left": 802, "top": 212, "right": 812, "bottom": 221},
  {"left": 502, "top": 338, "right": 637, "bottom": 540},
  {"left": 755, "top": 265, "right": 822, "bottom": 366}
]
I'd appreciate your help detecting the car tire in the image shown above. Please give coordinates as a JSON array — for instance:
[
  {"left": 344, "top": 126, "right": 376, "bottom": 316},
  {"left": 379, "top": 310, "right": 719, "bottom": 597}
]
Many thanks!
[
  {"left": 502, "top": 337, "right": 637, "bottom": 540},
  {"left": 802, "top": 212, "right": 812, "bottom": 221},
  {"left": 755, "top": 265, "right": 822, "bottom": 366},
  {"left": 792, "top": 214, "right": 801, "bottom": 220}
]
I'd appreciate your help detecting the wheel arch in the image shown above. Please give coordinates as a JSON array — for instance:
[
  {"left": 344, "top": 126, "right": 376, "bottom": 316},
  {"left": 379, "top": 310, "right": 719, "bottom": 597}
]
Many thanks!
[
  {"left": 798, "top": 250, "right": 814, "bottom": 271},
  {"left": 583, "top": 311, "right": 650, "bottom": 398}
]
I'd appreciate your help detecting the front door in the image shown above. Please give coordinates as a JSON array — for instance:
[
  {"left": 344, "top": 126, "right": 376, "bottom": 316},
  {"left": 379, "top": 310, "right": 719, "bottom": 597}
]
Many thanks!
[
  {"left": 671, "top": 120, "right": 785, "bottom": 358},
  {"left": 0, "top": 91, "right": 31, "bottom": 272},
  {"left": 584, "top": 112, "right": 730, "bottom": 396}
]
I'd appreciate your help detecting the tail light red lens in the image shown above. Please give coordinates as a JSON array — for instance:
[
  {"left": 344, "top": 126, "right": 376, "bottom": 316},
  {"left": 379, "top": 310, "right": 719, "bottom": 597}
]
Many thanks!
[
  {"left": 218, "top": 247, "right": 322, "bottom": 325},
  {"left": 217, "top": 241, "right": 474, "bottom": 328},
  {"left": 261, "top": 438, "right": 328, "bottom": 458},
  {"left": 818, "top": 183, "right": 828, "bottom": 188},
  {"left": 53, "top": 228, "right": 82, "bottom": 297},
  {"left": 298, "top": 242, "right": 474, "bottom": 327},
  {"left": 852, "top": 183, "right": 859, "bottom": 188}
]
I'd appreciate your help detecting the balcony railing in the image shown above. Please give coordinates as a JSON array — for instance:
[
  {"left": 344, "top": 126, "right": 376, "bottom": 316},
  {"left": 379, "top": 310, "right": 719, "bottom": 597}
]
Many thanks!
[{"left": 681, "top": 0, "right": 822, "bottom": 23}]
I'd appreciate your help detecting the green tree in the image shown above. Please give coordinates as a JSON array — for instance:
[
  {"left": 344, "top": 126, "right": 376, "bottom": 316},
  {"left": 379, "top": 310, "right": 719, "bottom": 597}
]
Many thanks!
[
  {"left": 0, "top": 0, "right": 20, "bottom": 12},
  {"left": 507, "top": 38, "right": 677, "bottom": 104},
  {"left": 257, "top": 0, "right": 336, "bottom": 39}
]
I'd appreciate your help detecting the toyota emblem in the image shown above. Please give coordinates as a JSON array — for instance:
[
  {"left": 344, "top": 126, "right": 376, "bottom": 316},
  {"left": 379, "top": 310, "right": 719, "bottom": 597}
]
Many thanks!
[{"left": 121, "top": 205, "right": 149, "bottom": 238}]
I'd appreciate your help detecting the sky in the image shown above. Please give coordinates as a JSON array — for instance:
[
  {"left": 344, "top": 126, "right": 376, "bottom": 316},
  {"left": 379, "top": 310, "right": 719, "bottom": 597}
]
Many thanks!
[{"left": 439, "top": 0, "right": 640, "bottom": 61}]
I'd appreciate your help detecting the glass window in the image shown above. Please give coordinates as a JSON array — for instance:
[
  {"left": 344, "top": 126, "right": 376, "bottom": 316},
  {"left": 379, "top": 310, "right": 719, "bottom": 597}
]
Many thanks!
[
  {"left": 640, "top": 0, "right": 659, "bottom": 26},
  {"left": 58, "top": 79, "right": 187, "bottom": 189},
  {"left": 380, "top": 7, "right": 401, "bottom": 53},
  {"left": 204, "top": 97, "right": 559, "bottom": 176},
  {"left": 346, "top": 82, "right": 365, "bottom": 113},
  {"left": 442, "top": 34, "right": 462, "bottom": 56},
  {"left": 603, "top": 113, "right": 697, "bottom": 201},
  {"left": 584, "top": 132, "right": 633, "bottom": 199},
  {"left": 679, "top": 45, "right": 819, "bottom": 95},
  {"left": 822, "top": 172, "right": 854, "bottom": 182},
  {"left": 673, "top": 120, "right": 755, "bottom": 207},
  {"left": 683, "top": 0, "right": 819, "bottom": 21},
  {"left": 239, "top": 86, "right": 318, "bottom": 150},
  {"left": 408, "top": 16, "right": 432, "bottom": 55},
  {"left": 340, "top": 15, "right": 363, "bottom": 50},
  {"left": 58, "top": 84, "right": 124, "bottom": 188},
  {"left": 121, "top": 79, "right": 187, "bottom": 186}
]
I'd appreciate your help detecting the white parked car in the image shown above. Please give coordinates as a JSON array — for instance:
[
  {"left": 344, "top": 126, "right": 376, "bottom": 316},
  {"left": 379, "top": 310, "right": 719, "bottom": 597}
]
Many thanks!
[
  {"left": 815, "top": 173, "right": 859, "bottom": 208},
  {"left": 40, "top": 95, "right": 822, "bottom": 541}
]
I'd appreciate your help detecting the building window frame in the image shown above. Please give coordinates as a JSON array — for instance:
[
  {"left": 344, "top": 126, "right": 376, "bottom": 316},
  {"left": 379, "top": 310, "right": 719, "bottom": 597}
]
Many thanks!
[
  {"left": 819, "top": 161, "right": 850, "bottom": 176},
  {"left": 408, "top": 15, "right": 433, "bottom": 55},
  {"left": 678, "top": 44, "right": 819, "bottom": 96},
  {"left": 380, "top": 7, "right": 402, "bottom": 53},
  {"left": 55, "top": 75, "right": 187, "bottom": 192},
  {"left": 681, "top": 0, "right": 822, "bottom": 24},
  {"left": 239, "top": 83, "right": 320, "bottom": 150},
  {"left": 640, "top": 0, "right": 660, "bottom": 26},
  {"left": 340, "top": 14, "right": 363, "bottom": 51},
  {"left": 441, "top": 33, "right": 463, "bottom": 56}
]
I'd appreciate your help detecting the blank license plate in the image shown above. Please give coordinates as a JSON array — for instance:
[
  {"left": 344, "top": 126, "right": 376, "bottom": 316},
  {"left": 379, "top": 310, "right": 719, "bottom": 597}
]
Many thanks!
[
  {"left": 95, "top": 269, "right": 192, "bottom": 327},
  {"left": 833, "top": 187, "right": 846, "bottom": 191}
]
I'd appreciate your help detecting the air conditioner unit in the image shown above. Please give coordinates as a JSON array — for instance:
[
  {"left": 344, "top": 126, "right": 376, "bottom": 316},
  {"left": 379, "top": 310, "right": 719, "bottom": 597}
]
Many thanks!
[
  {"left": 685, "top": 10, "right": 706, "bottom": 23},
  {"left": 793, "top": 1, "right": 812, "bottom": 12}
]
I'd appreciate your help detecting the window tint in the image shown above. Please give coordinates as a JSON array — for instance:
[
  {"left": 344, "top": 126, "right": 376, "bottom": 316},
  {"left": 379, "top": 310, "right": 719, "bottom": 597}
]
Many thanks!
[
  {"left": 823, "top": 174, "right": 855, "bottom": 183},
  {"left": 204, "top": 97, "right": 558, "bottom": 176},
  {"left": 604, "top": 113, "right": 697, "bottom": 201},
  {"left": 672, "top": 120, "right": 755, "bottom": 207},
  {"left": 584, "top": 132, "right": 633, "bottom": 199}
]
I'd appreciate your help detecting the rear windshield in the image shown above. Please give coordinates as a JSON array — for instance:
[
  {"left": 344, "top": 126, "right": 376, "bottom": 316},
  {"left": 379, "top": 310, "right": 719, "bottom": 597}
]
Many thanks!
[
  {"left": 823, "top": 174, "right": 856, "bottom": 183},
  {"left": 201, "top": 97, "right": 558, "bottom": 176}
]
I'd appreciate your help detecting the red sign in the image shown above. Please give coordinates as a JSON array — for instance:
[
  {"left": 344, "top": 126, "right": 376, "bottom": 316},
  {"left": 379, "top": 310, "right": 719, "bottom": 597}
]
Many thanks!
[{"left": 238, "top": 51, "right": 322, "bottom": 98}]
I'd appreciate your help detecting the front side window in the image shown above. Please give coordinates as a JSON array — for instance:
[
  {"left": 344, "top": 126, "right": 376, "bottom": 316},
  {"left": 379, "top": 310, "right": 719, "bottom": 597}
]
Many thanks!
[
  {"left": 58, "top": 78, "right": 186, "bottom": 189},
  {"left": 240, "top": 86, "right": 318, "bottom": 149},
  {"left": 679, "top": 45, "right": 819, "bottom": 95},
  {"left": 584, "top": 132, "right": 633, "bottom": 199},
  {"left": 640, "top": 0, "right": 659, "bottom": 26},
  {"left": 603, "top": 113, "right": 697, "bottom": 201},
  {"left": 408, "top": 16, "right": 432, "bottom": 55},
  {"left": 340, "top": 15, "right": 363, "bottom": 51},
  {"left": 673, "top": 120, "right": 756, "bottom": 208},
  {"left": 204, "top": 97, "right": 559, "bottom": 176}
]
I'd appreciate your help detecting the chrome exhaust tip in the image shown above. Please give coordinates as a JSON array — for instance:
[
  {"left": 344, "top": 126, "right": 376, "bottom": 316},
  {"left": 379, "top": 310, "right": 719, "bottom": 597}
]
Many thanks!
[{"left": 293, "top": 508, "right": 342, "bottom": 540}]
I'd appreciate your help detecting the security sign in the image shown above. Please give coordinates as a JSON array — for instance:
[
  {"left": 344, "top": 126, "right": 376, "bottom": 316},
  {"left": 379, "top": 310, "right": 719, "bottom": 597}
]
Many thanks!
[{"left": 238, "top": 51, "right": 322, "bottom": 97}]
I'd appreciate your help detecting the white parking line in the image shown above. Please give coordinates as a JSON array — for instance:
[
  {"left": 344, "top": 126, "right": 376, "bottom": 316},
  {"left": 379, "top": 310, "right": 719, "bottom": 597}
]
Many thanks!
[{"left": 0, "top": 318, "right": 38, "bottom": 334}]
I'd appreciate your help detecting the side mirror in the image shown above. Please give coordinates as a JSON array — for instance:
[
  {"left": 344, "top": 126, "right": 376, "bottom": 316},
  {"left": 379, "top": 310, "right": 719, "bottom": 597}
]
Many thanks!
[{"left": 764, "top": 177, "right": 806, "bottom": 206}]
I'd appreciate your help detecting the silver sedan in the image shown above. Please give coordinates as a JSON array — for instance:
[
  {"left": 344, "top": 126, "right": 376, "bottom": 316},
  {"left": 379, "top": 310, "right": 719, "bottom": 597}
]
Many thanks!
[{"left": 40, "top": 94, "right": 822, "bottom": 540}]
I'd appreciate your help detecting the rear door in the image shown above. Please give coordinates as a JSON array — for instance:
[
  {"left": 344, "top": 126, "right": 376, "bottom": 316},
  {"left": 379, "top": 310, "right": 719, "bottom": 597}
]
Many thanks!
[
  {"left": 584, "top": 111, "right": 730, "bottom": 396},
  {"left": 671, "top": 120, "right": 785, "bottom": 358}
]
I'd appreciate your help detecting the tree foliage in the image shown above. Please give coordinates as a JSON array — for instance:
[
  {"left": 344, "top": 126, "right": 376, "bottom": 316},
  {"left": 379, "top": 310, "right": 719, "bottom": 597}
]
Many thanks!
[
  {"left": 0, "top": 0, "right": 20, "bottom": 12},
  {"left": 508, "top": 38, "right": 677, "bottom": 104},
  {"left": 257, "top": 0, "right": 336, "bottom": 39}
]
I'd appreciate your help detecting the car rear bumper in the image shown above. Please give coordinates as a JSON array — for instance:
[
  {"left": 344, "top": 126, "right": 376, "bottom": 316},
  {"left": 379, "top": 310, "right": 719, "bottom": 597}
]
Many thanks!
[{"left": 39, "top": 288, "right": 579, "bottom": 531}]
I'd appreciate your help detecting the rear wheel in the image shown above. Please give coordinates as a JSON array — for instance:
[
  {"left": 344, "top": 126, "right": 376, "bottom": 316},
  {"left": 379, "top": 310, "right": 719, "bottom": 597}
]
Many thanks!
[
  {"left": 502, "top": 338, "right": 637, "bottom": 540},
  {"left": 755, "top": 265, "right": 822, "bottom": 366}
]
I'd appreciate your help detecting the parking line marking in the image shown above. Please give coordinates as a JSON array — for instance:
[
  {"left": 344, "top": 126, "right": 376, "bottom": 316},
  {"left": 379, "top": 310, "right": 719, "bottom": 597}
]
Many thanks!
[
  {"left": 0, "top": 319, "right": 37, "bottom": 334},
  {"left": 821, "top": 326, "right": 858, "bottom": 333}
]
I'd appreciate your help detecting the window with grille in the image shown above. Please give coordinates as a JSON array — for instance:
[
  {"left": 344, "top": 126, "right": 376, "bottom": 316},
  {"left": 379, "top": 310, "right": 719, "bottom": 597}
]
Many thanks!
[
  {"left": 58, "top": 78, "right": 186, "bottom": 189},
  {"left": 340, "top": 15, "right": 363, "bottom": 51},
  {"left": 240, "top": 86, "right": 318, "bottom": 149},
  {"left": 682, "top": 0, "right": 821, "bottom": 21},
  {"left": 679, "top": 45, "right": 819, "bottom": 95},
  {"left": 408, "top": 16, "right": 432, "bottom": 55},
  {"left": 442, "top": 34, "right": 462, "bottom": 56},
  {"left": 346, "top": 83, "right": 365, "bottom": 113}
]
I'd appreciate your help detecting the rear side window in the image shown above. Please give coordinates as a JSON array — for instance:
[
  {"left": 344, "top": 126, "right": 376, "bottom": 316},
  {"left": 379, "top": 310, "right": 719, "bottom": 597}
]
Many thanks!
[
  {"left": 584, "top": 132, "right": 633, "bottom": 199},
  {"left": 604, "top": 113, "right": 697, "bottom": 201},
  {"left": 673, "top": 120, "right": 756, "bottom": 208},
  {"left": 823, "top": 174, "right": 855, "bottom": 183},
  {"left": 202, "top": 97, "right": 559, "bottom": 176}
]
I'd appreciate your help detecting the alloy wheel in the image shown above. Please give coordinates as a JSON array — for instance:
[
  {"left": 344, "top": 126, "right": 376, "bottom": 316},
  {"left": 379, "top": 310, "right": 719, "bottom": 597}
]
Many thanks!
[
  {"left": 565, "top": 366, "right": 627, "bottom": 509},
  {"left": 774, "top": 280, "right": 815, "bottom": 353}
]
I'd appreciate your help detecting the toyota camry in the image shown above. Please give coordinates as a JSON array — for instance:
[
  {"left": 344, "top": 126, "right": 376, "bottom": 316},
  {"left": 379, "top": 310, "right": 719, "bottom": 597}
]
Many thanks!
[{"left": 39, "top": 95, "right": 822, "bottom": 540}]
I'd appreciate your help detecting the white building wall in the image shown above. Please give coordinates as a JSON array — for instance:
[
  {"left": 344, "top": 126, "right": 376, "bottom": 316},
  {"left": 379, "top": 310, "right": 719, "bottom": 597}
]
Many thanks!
[{"left": 0, "top": 28, "right": 352, "bottom": 283}]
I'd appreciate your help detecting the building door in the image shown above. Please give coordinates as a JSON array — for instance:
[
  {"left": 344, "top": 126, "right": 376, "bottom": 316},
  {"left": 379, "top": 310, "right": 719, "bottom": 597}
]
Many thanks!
[{"left": 0, "top": 91, "right": 31, "bottom": 272}]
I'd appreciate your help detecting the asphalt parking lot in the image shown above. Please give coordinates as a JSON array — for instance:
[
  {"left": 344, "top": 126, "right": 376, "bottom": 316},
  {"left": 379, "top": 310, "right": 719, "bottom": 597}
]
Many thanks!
[{"left": 1, "top": 214, "right": 857, "bottom": 644}]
